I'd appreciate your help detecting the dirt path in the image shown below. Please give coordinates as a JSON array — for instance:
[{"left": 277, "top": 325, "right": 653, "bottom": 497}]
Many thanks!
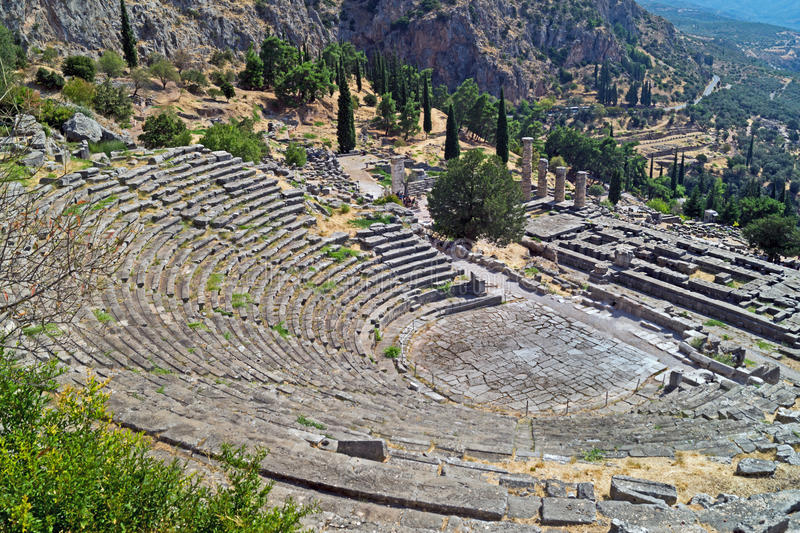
[{"left": 338, "top": 154, "right": 385, "bottom": 200}]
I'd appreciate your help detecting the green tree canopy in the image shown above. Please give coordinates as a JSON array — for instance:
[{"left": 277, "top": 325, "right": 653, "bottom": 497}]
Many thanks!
[
  {"left": 336, "top": 64, "right": 356, "bottom": 153},
  {"left": 97, "top": 50, "right": 126, "bottom": 78},
  {"left": 149, "top": 57, "right": 179, "bottom": 89},
  {"left": 742, "top": 215, "right": 800, "bottom": 262},
  {"left": 377, "top": 93, "right": 397, "bottom": 136},
  {"left": 239, "top": 43, "right": 264, "bottom": 90},
  {"left": 274, "top": 61, "right": 330, "bottom": 107},
  {"left": 398, "top": 99, "right": 420, "bottom": 140},
  {"left": 428, "top": 150, "right": 525, "bottom": 245},
  {"left": 200, "top": 119, "right": 268, "bottom": 163},
  {"left": 139, "top": 111, "right": 191, "bottom": 148}
]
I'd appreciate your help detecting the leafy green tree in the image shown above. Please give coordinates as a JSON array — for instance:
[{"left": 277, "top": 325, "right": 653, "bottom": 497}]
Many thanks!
[
  {"left": 739, "top": 195, "right": 785, "bottom": 226},
  {"left": 259, "top": 35, "right": 297, "bottom": 88},
  {"left": 336, "top": 65, "right": 356, "bottom": 153},
  {"left": 139, "top": 111, "right": 191, "bottom": 148},
  {"left": 130, "top": 66, "right": 151, "bottom": 97},
  {"left": 608, "top": 168, "right": 622, "bottom": 205},
  {"left": 220, "top": 80, "right": 235, "bottom": 101},
  {"left": 275, "top": 62, "right": 330, "bottom": 107},
  {"left": 97, "top": 50, "right": 126, "bottom": 78},
  {"left": 398, "top": 99, "right": 420, "bottom": 141},
  {"left": 239, "top": 43, "right": 264, "bottom": 90},
  {"left": 119, "top": 0, "right": 138, "bottom": 68},
  {"left": 785, "top": 191, "right": 795, "bottom": 218},
  {"left": 0, "top": 24, "right": 24, "bottom": 95},
  {"left": 444, "top": 103, "right": 460, "bottom": 161},
  {"left": 377, "top": 93, "right": 397, "bottom": 135},
  {"left": 149, "top": 57, "right": 179, "bottom": 89},
  {"left": 496, "top": 87, "right": 509, "bottom": 164},
  {"left": 428, "top": 150, "right": 525, "bottom": 245},
  {"left": 62, "top": 55, "right": 96, "bottom": 82},
  {"left": 93, "top": 79, "right": 132, "bottom": 122},
  {"left": 719, "top": 197, "right": 740, "bottom": 225},
  {"left": 422, "top": 74, "right": 432, "bottom": 138},
  {"left": 743, "top": 215, "right": 800, "bottom": 262},
  {"left": 62, "top": 78, "right": 96, "bottom": 107},
  {"left": 200, "top": 119, "right": 268, "bottom": 163}
]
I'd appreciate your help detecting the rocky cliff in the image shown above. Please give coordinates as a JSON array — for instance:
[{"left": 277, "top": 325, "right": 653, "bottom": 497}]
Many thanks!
[{"left": 1, "top": 0, "right": 694, "bottom": 101}]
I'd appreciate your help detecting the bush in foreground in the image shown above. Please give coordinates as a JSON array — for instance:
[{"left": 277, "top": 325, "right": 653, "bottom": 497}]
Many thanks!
[
  {"left": 34, "top": 68, "right": 65, "bottom": 90},
  {"left": 0, "top": 349, "right": 314, "bottom": 531}
]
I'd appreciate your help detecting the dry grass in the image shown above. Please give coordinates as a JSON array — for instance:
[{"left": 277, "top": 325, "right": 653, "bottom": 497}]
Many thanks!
[
  {"left": 690, "top": 270, "right": 716, "bottom": 283},
  {"left": 475, "top": 240, "right": 530, "bottom": 270},
  {"left": 494, "top": 451, "right": 800, "bottom": 504},
  {"left": 313, "top": 209, "right": 360, "bottom": 238}
]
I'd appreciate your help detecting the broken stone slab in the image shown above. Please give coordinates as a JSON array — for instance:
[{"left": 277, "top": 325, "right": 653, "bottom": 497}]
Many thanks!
[
  {"left": 609, "top": 519, "right": 649, "bottom": 533},
  {"left": 21, "top": 150, "right": 44, "bottom": 168},
  {"left": 610, "top": 475, "right": 678, "bottom": 506},
  {"left": 775, "top": 409, "right": 800, "bottom": 424},
  {"left": 735, "top": 458, "right": 776, "bottom": 478},
  {"left": 598, "top": 500, "right": 706, "bottom": 533},
  {"left": 336, "top": 439, "right": 388, "bottom": 462},
  {"left": 775, "top": 444, "right": 800, "bottom": 465},
  {"left": 540, "top": 497, "right": 595, "bottom": 526},
  {"left": 62, "top": 112, "right": 102, "bottom": 142},
  {"left": 506, "top": 494, "right": 541, "bottom": 519},
  {"left": 696, "top": 490, "right": 800, "bottom": 533},
  {"left": 577, "top": 482, "right": 595, "bottom": 501}
]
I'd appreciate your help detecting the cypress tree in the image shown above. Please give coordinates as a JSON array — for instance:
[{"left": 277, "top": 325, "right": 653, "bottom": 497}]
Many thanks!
[
  {"left": 784, "top": 190, "right": 794, "bottom": 217},
  {"left": 336, "top": 64, "right": 356, "bottom": 153},
  {"left": 678, "top": 153, "right": 685, "bottom": 185},
  {"left": 120, "top": 0, "right": 138, "bottom": 68},
  {"left": 649, "top": 156, "right": 654, "bottom": 180},
  {"left": 422, "top": 74, "right": 432, "bottom": 139},
  {"left": 444, "top": 103, "right": 460, "bottom": 161},
  {"left": 609, "top": 168, "right": 622, "bottom": 205},
  {"left": 496, "top": 87, "right": 509, "bottom": 164},
  {"left": 670, "top": 151, "right": 679, "bottom": 192},
  {"left": 746, "top": 134, "right": 755, "bottom": 168},
  {"left": 355, "top": 59, "right": 362, "bottom": 92}
]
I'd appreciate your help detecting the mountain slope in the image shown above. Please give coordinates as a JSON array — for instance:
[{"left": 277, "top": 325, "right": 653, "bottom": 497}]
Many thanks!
[{"left": 1, "top": 0, "right": 699, "bottom": 102}]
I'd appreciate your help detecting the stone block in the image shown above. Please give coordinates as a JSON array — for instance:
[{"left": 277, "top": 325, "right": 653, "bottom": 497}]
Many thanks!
[
  {"left": 506, "top": 495, "right": 541, "bottom": 519},
  {"left": 336, "top": 439, "right": 388, "bottom": 462},
  {"left": 610, "top": 475, "right": 678, "bottom": 505},
  {"left": 540, "top": 497, "right": 595, "bottom": 526},
  {"left": 775, "top": 409, "right": 800, "bottom": 424},
  {"left": 736, "top": 458, "right": 776, "bottom": 478},
  {"left": 577, "top": 482, "right": 595, "bottom": 501}
]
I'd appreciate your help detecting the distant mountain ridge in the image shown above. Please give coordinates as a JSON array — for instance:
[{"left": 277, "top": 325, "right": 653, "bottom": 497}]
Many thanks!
[{"left": 649, "top": 0, "right": 800, "bottom": 31}]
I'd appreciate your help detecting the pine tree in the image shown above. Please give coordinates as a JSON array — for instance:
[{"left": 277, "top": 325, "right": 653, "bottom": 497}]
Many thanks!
[
  {"left": 239, "top": 44, "right": 264, "bottom": 89},
  {"left": 444, "top": 103, "right": 460, "bottom": 161},
  {"left": 684, "top": 184, "right": 704, "bottom": 218},
  {"left": 120, "top": 0, "right": 138, "bottom": 68},
  {"left": 670, "top": 151, "right": 679, "bottom": 192},
  {"left": 609, "top": 168, "right": 622, "bottom": 205},
  {"left": 496, "top": 87, "right": 509, "bottom": 164},
  {"left": 784, "top": 190, "right": 795, "bottom": 218},
  {"left": 678, "top": 153, "right": 685, "bottom": 185},
  {"left": 422, "top": 74, "right": 432, "bottom": 138},
  {"left": 336, "top": 64, "right": 356, "bottom": 153}
]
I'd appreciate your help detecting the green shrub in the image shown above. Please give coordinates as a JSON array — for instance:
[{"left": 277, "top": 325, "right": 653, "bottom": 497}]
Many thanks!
[
  {"left": 139, "top": 111, "right": 191, "bottom": 149},
  {"left": 62, "top": 78, "right": 96, "bottom": 107},
  {"left": 89, "top": 140, "right": 127, "bottom": 156},
  {"left": 284, "top": 142, "right": 307, "bottom": 167},
  {"left": 97, "top": 50, "right": 126, "bottom": 78},
  {"left": 37, "top": 99, "right": 74, "bottom": 128},
  {"left": 587, "top": 183, "right": 605, "bottom": 197},
  {"left": 200, "top": 119, "right": 268, "bottom": 163},
  {"left": 383, "top": 346, "right": 400, "bottom": 359},
  {"left": 0, "top": 351, "right": 314, "bottom": 531},
  {"left": 62, "top": 55, "right": 96, "bottom": 81},
  {"left": 34, "top": 67, "right": 65, "bottom": 90},
  {"left": 646, "top": 198, "right": 671, "bottom": 214},
  {"left": 93, "top": 80, "right": 132, "bottom": 122},
  {"left": 363, "top": 93, "right": 377, "bottom": 106},
  {"left": 374, "top": 194, "right": 401, "bottom": 205},
  {"left": 41, "top": 46, "right": 58, "bottom": 65}
]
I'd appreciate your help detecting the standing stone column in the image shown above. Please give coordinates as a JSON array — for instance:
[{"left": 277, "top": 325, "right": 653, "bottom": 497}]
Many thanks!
[
  {"left": 575, "top": 171, "right": 587, "bottom": 208},
  {"left": 537, "top": 158, "right": 549, "bottom": 198},
  {"left": 390, "top": 156, "right": 405, "bottom": 195},
  {"left": 554, "top": 166, "right": 566, "bottom": 203},
  {"left": 521, "top": 137, "right": 533, "bottom": 202}
]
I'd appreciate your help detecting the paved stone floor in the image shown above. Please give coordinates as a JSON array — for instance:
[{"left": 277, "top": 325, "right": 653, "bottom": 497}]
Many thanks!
[{"left": 408, "top": 300, "right": 666, "bottom": 414}]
